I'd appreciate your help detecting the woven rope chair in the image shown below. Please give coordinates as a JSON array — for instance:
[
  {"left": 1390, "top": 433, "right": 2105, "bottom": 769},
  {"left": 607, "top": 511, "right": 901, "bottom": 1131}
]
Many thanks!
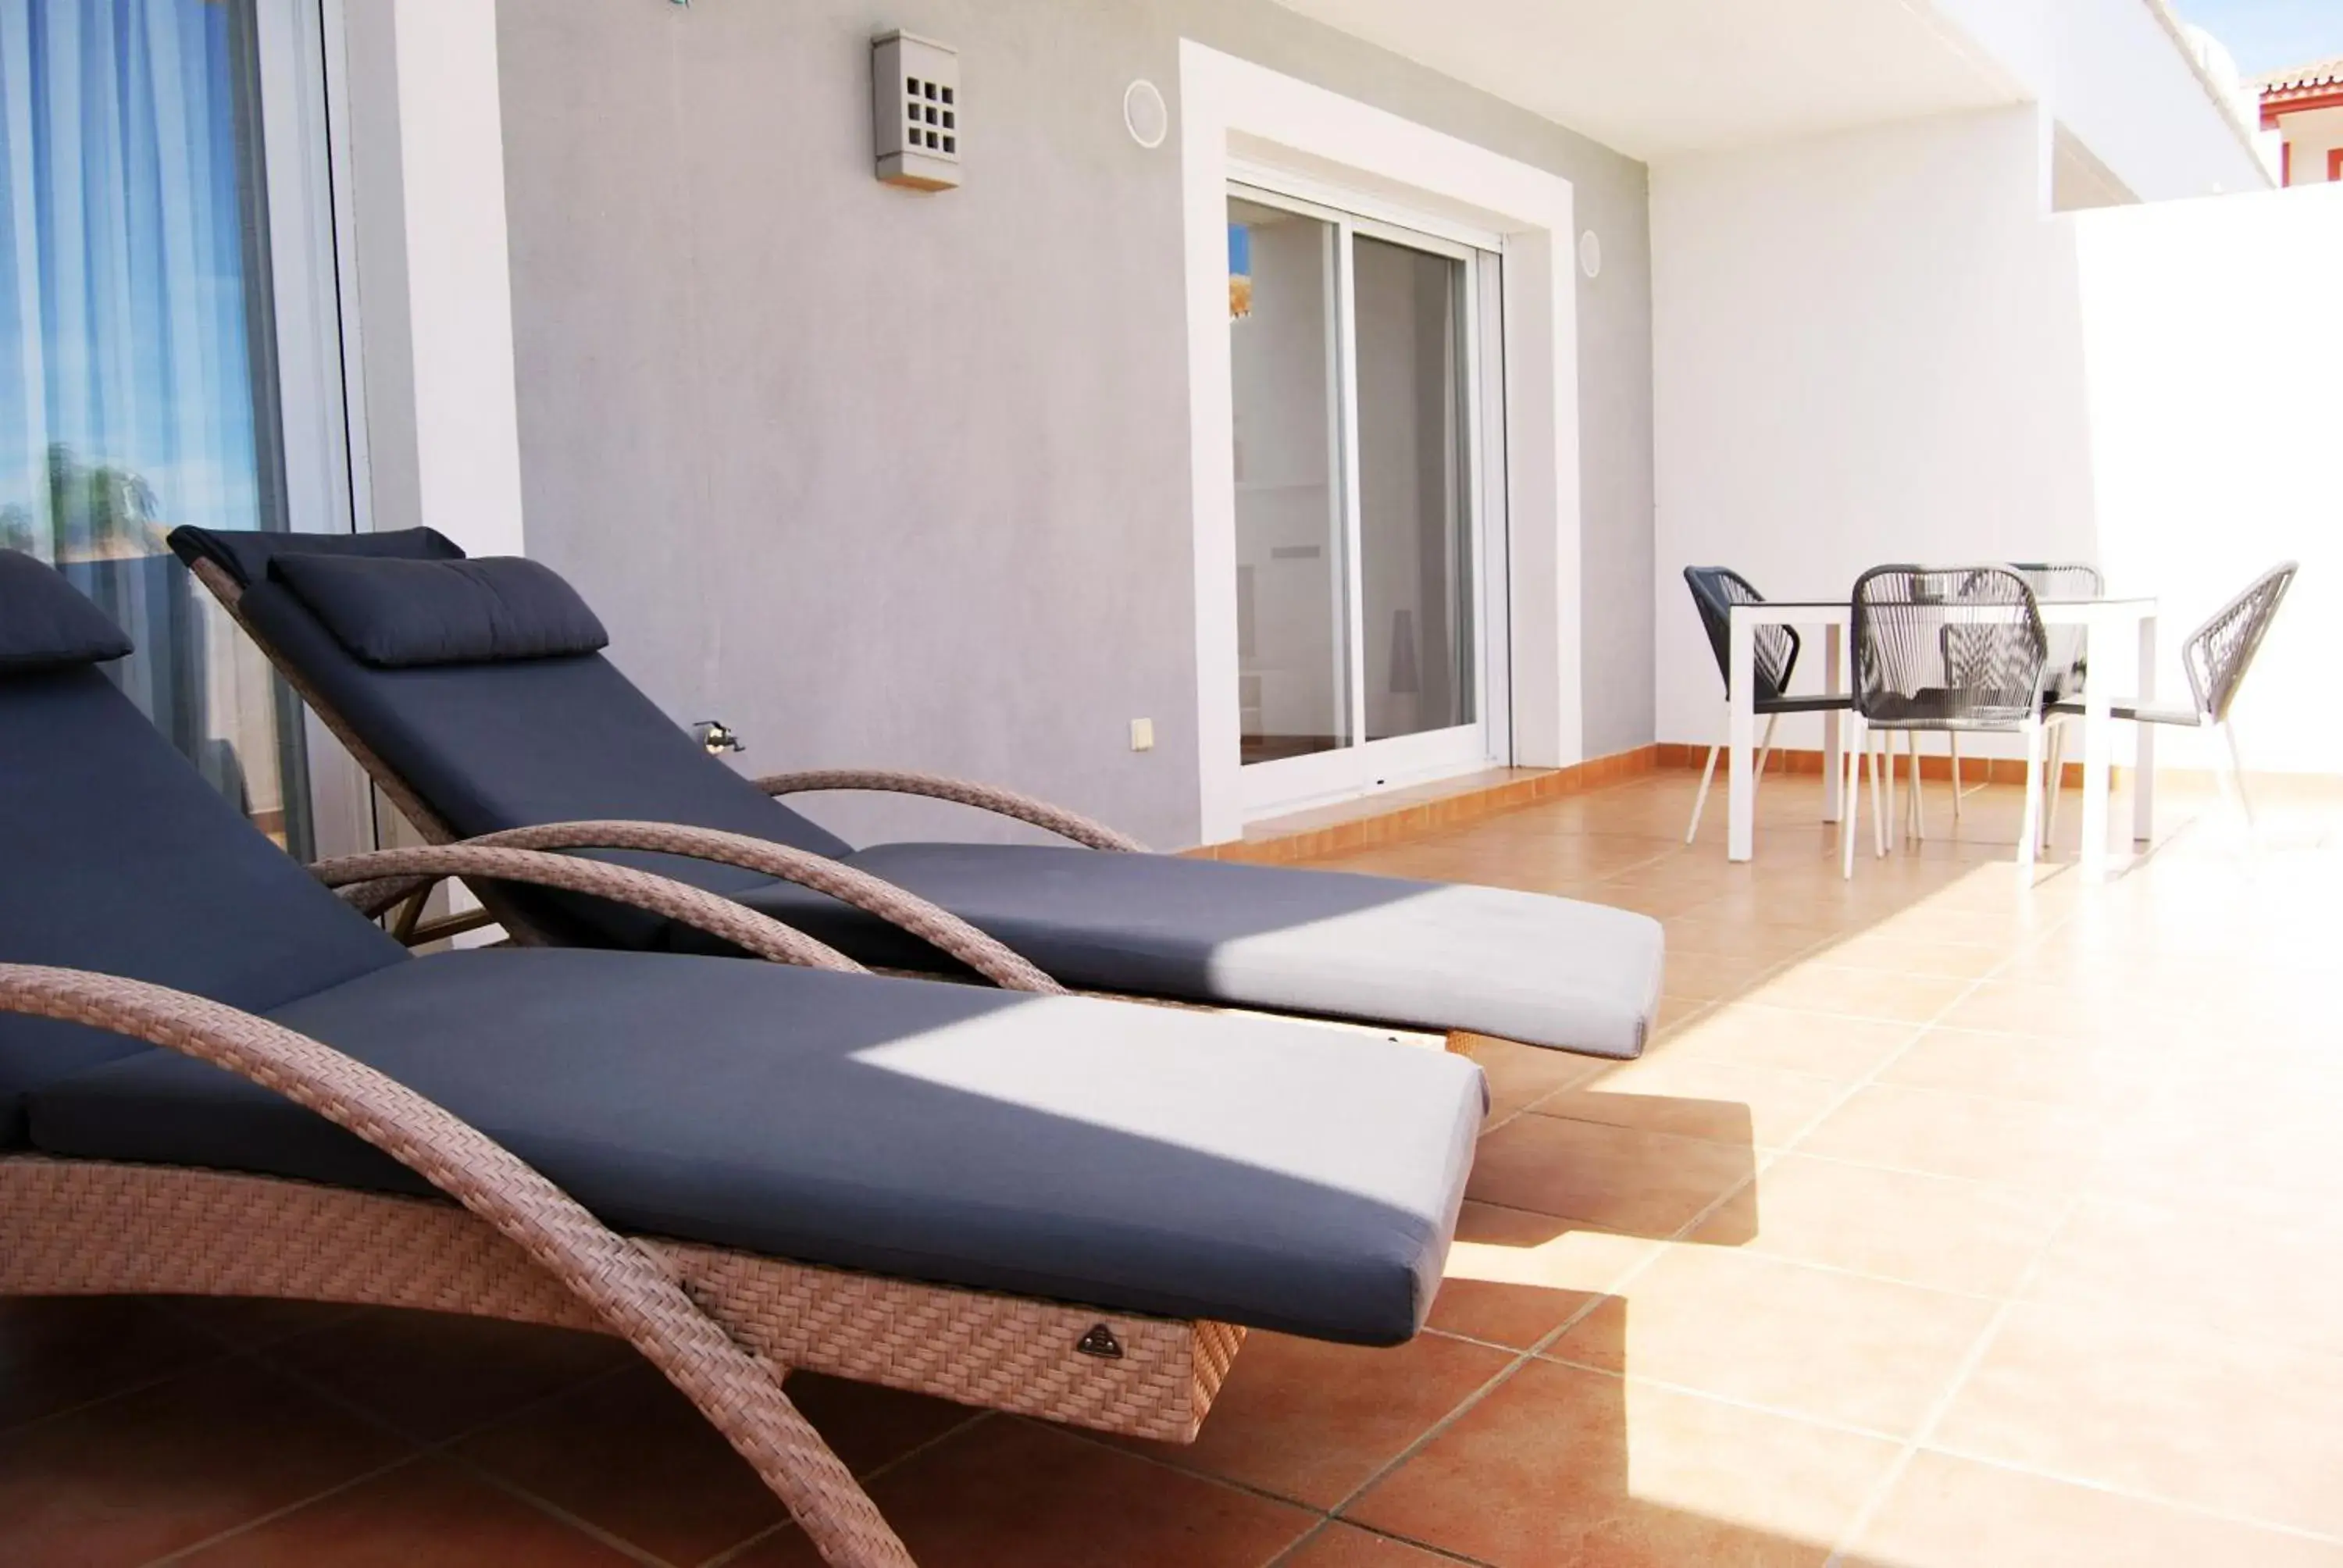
[
  {"left": 2048, "top": 561, "right": 2297, "bottom": 831},
  {"left": 1930, "top": 563, "right": 2102, "bottom": 832},
  {"left": 1845, "top": 565, "right": 2050, "bottom": 878},
  {"left": 1679, "top": 567, "right": 1849, "bottom": 845}
]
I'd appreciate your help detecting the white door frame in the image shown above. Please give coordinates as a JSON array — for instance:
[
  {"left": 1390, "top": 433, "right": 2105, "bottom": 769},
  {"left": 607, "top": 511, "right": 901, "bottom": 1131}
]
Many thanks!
[
  {"left": 1225, "top": 181, "right": 1507, "bottom": 818},
  {"left": 1179, "top": 41, "right": 1582, "bottom": 843}
]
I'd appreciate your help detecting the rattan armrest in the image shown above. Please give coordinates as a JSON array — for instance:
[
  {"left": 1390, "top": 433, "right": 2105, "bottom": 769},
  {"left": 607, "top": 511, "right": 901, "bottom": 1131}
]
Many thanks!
[
  {"left": 308, "top": 845, "right": 863, "bottom": 975},
  {"left": 755, "top": 768, "right": 1147, "bottom": 853},
  {"left": 0, "top": 964, "right": 911, "bottom": 1566},
  {"left": 452, "top": 821, "right": 1062, "bottom": 993}
]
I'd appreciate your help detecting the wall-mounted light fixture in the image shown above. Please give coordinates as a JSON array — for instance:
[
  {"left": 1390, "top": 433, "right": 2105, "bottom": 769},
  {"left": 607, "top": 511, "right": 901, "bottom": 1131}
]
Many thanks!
[
  {"left": 872, "top": 30, "right": 961, "bottom": 191},
  {"left": 1578, "top": 230, "right": 1603, "bottom": 280}
]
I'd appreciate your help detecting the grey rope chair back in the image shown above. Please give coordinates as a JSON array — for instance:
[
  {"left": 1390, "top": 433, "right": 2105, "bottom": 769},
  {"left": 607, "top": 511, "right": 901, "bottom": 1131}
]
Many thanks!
[
  {"left": 2182, "top": 562, "right": 2296, "bottom": 723},
  {"left": 1851, "top": 565, "right": 2047, "bottom": 729},
  {"left": 1685, "top": 567, "right": 1799, "bottom": 704},
  {"left": 2009, "top": 562, "right": 2102, "bottom": 702}
]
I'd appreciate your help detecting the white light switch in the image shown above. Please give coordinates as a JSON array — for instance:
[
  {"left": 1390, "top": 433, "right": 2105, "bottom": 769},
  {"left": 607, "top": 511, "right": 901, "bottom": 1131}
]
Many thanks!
[{"left": 1129, "top": 718, "right": 1155, "bottom": 752}]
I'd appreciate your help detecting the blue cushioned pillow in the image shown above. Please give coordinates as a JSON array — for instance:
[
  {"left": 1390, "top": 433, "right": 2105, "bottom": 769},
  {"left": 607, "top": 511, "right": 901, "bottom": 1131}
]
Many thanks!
[
  {"left": 269, "top": 554, "right": 609, "bottom": 668},
  {"left": 167, "top": 523, "right": 466, "bottom": 590},
  {"left": 0, "top": 551, "right": 135, "bottom": 672}
]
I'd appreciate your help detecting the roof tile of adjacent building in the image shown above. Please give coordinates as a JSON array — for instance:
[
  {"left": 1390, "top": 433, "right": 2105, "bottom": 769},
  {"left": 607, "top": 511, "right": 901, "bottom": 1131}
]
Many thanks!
[{"left": 2255, "top": 55, "right": 2343, "bottom": 116}]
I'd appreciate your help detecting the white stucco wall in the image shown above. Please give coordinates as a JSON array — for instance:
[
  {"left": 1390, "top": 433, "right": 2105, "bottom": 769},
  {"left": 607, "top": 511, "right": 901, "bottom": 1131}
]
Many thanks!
[
  {"left": 1932, "top": 0, "right": 2270, "bottom": 201},
  {"left": 2277, "top": 105, "right": 2343, "bottom": 185},
  {"left": 1652, "top": 108, "right": 2096, "bottom": 760},
  {"left": 1653, "top": 106, "right": 2343, "bottom": 773}
]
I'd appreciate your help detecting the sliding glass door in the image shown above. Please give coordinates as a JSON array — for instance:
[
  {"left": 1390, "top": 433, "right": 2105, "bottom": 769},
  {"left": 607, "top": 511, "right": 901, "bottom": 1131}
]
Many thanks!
[
  {"left": 1227, "top": 184, "right": 1503, "bottom": 814},
  {"left": 2, "top": 0, "right": 355, "bottom": 856}
]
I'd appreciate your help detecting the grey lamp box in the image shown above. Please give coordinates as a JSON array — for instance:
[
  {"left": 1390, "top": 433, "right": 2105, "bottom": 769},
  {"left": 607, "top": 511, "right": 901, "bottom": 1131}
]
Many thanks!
[{"left": 872, "top": 30, "right": 961, "bottom": 191}]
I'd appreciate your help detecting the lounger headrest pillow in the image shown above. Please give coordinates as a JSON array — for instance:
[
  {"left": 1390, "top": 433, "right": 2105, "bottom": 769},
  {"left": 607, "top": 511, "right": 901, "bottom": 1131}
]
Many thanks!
[
  {"left": 166, "top": 523, "right": 465, "bottom": 590},
  {"left": 267, "top": 554, "right": 611, "bottom": 668},
  {"left": 0, "top": 551, "right": 135, "bottom": 674}
]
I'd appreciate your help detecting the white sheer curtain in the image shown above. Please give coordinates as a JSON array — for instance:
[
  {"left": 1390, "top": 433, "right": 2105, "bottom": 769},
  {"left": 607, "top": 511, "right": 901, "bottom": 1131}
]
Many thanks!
[{"left": 1, "top": 0, "right": 291, "bottom": 830}]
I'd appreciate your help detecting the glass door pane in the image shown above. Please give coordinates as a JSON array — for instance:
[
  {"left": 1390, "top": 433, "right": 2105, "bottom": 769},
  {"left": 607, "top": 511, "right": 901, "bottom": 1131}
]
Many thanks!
[
  {"left": 2, "top": 0, "right": 326, "bottom": 853},
  {"left": 1227, "top": 194, "right": 1350, "bottom": 765},
  {"left": 1352, "top": 233, "right": 1474, "bottom": 743}
]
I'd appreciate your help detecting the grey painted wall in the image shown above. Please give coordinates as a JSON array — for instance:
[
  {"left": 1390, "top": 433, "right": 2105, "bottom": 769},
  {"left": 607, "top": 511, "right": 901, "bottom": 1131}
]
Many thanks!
[{"left": 494, "top": 0, "right": 1653, "bottom": 848}]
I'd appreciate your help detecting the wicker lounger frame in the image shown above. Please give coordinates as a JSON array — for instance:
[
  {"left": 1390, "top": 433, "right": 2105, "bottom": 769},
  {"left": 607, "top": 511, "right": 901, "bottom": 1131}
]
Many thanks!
[
  {"left": 186, "top": 557, "right": 1491, "bottom": 1060},
  {"left": 0, "top": 847, "right": 1246, "bottom": 1566}
]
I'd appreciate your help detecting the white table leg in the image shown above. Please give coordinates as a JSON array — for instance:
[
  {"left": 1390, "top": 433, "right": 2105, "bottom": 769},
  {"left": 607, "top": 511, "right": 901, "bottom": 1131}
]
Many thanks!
[
  {"left": 2134, "top": 613, "right": 2158, "bottom": 844},
  {"left": 1728, "top": 611, "right": 1756, "bottom": 861},
  {"left": 1822, "top": 623, "right": 1843, "bottom": 824},
  {"left": 2079, "top": 613, "right": 2113, "bottom": 879}
]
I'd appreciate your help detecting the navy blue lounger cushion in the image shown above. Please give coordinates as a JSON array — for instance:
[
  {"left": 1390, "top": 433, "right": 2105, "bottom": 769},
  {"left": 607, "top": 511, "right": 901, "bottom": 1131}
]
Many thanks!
[
  {"left": 0, "top": 551, "right": 135, "bottom": 672},
  {"left": 167, "top": 522, "right": 464, "bottom": 588},
  {"left": 31, "top": 950, "right": 1485, "bottom": 1344},
  {"left": 269, "top": 554, "right": 610, "bottom": 668},
  {"left": 0, "top": 553, "right": 408, "bottom": 1147}
]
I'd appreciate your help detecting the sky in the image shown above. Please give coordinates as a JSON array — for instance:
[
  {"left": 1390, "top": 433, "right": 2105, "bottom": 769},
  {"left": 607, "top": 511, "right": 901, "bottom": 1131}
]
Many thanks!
[{"left": 2175, "top": 0, "right": 2343, "bottom": 76}]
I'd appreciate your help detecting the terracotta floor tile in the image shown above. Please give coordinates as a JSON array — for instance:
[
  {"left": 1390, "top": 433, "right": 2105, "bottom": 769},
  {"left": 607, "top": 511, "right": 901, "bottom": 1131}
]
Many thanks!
[
  {"left": 1345, "top": 1360, "right": 1896, "bottom": 1567},
  {"left": 1811, "top": 933, "right": 2011, "bottom": 981},
  {"left": 1845, "top": 1450, "right": 2343, "bottom": 1568},
  {"left": 2022, "top": 1190, "right": 2343, "bottom": 1356},
  {"left": 0, "top": 1356, "right": 406, "bottom": 1568},
  {"left": 156, "top": 1295, "right": 363, "bottom": 1351},
  {"left": 1535, "top": 1054, "right": 1846, "bottom": 1149},
  {"left": 0, "top": 1296, "right": 222, "bottom": 1434},
  {"left": 1877, "top": 1027, "right": 2155, "bottom": 1106},
  {"left": 451, "top": 1361, "right": 786, "bottom": 1564},
  {"left": 1934, "top": 979, "right": 2199, "bottom": 1043},
  {"left": 1689, "top": 1153, "right": 2062, "bottom": 1298},
  {"left": 1660, "top": 916, "right": 1837, "bottom": 964},
  {"left": 1466, "top": 1114, "right": 1756, "bottom": 1238},
  {"left": 1651, "top": 1003, "right": 1918, "bottom": 1081},
  {"left": 1428, "top": 1201, "right": 1657, "bottom": 1349},
  {"left": 1933, "top": 1303, "right": 2343, "bottom": 1537},
  {"left": 264, "top": 1308, "right": 631, "bottom": 1443},
  {"left": 1741, "top": 964, "right": 1973, "bottom": 1025},
  {"left": 735, "top": 1416, "right": 1314, "bottom": 1567},
  {"left": 1279, "top": 1521, "right": 1471, "bottom": 1566},
  {"left": 1115, "top": 1330, "right": 1512, "bottom": 1509},
  {"left": 1457, "top": 1032, "right": 1607, "bottom": 1123},
  {"left": 779, "top": 1371, "right": 985, "bottom": 1478},
  {"left": 1793, "top": 1084, "right": 2102, "bottom": 1188},
  {"left": 177, "top": 1456, "right": 633, "bottom": 1566},
  {"left": 1544, "top": 1245, "right": 1995, "bottom": 1436}
]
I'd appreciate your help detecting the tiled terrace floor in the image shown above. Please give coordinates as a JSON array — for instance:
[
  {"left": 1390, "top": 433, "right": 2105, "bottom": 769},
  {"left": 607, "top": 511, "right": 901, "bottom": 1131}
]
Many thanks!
[{"left": 6, "top": 766, "right": 2342, "bottom": 1566}]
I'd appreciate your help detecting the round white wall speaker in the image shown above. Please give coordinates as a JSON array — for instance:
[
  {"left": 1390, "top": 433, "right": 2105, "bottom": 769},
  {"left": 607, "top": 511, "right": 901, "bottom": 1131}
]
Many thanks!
[
  {"left": 1124, "top": 80, "right": 1168, "bottom": 149},
  {"left": 1578, "top": 230, "right": 1603, "bottom": 280}
]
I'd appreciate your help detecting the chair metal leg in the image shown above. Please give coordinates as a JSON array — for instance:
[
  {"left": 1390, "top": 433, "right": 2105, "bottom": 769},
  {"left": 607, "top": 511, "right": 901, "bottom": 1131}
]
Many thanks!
[
  {"left": 1842, "top": 716, "right": 1865, "bottom": 878},
  {"left": 1948, "top": 734, "right": 1962, "bottom": 821},
  {"left": 1906, "top": 731, "right": 1928, "bottom": 842},
  {"left": 1870, "top": 734, "right": 1890, "bottom": 860},
  {"left": 2018, "top": 719, "right": 2045, "bottom": 873},
  {"left": 2042, "top": 721, "right": 2067, "bottom": 853},
  {"left": 1687, "top": 744, "right": 1722, "bottom": 845},
  {"left": 2218, "top": 719, "right": 2254, "bottom": 829},
  {"left": 1755, "top": 713, "right": 1780, "bottom": 789}
]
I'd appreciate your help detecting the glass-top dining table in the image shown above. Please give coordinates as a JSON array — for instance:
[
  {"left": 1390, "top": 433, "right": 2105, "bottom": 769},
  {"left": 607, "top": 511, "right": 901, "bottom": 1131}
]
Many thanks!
[{"left": 1724, "top": 596, "right": 2160, "bottom": 879}]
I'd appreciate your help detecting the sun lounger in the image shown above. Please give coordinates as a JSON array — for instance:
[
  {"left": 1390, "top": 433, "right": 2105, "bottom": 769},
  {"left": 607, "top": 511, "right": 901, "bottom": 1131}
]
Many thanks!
[
  {"left": 170, "top": 526, "right": 1664, "bottom": 1058},
  {"left": 0, "top": 550, "right": 1485, "bottom": 1566}
]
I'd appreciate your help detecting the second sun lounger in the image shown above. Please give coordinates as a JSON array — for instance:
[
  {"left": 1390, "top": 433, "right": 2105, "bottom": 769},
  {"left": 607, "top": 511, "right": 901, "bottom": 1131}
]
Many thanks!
[{"left": 172, "top": 526, "right": 1664, "bottom": 1058}]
